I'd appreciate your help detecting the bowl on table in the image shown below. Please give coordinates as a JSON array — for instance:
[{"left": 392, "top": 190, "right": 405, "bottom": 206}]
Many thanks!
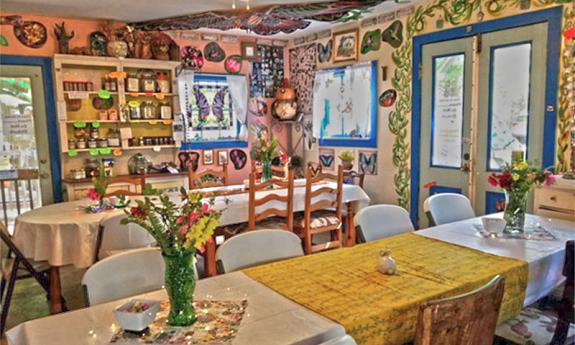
[
  {"left": 481, "top": 217, "right": 506, "bottom": 235},
  {"left": 113, "top": 299, "right": 160, "bottom": 332}
]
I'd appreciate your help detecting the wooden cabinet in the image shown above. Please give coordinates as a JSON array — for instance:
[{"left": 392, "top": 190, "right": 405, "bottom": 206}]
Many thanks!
[{"left": 534, "top": 177, "right": 575, "bottom": 221}]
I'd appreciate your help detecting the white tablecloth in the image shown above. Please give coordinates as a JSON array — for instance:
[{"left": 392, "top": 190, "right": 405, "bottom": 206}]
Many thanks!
[
  {"left": 5, "top": 272, "right": 346, "bottom": 345},
  {"left": 416, "top": 214, "right": 575, "bottom": 306},
  {"left": 13, "top": 182, "right": 370, "bottom": 268}
]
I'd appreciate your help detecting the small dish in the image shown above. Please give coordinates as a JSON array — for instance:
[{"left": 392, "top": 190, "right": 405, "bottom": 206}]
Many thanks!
[
  {"left": 481, "top": 217, "right": 506, "bottom": 235},
  {"left": 113, "top": 299, "right": 159, "bottom": 332}
]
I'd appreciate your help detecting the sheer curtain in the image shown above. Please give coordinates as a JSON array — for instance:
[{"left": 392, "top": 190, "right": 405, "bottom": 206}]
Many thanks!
[{"left": 226, "top": 74, "right": 248, "bottom": 141}]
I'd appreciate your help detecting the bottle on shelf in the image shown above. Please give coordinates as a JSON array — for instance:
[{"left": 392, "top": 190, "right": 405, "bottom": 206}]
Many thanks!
[
  {"left": 126, "top": 73, "right": 140, "bottom": 93},
  {"left": 159, "top": 101, "right": 172, "bottom": 119},
  {"left": 156, "top": 72, "right": 170, "bottom": 94}
]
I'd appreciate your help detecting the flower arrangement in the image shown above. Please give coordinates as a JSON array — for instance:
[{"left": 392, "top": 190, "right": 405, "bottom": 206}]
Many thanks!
[
  {"left": 487, "top": 159, "right": 555, "bottom": 233},
  {"left": 121, "top": 188, "right": 223, "bottom": 326},
  {"left": 338, "top": 150, "right": 355, "bottom": 170},
  {"left": 251, "top": 130, "right": 278, "bottom": 182},
  {"left": 86, "top": 161, "right": 109, "bottom": 212}
]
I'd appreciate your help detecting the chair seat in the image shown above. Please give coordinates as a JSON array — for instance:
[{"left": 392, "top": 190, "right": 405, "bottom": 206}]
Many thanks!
[
  {"left": 294, "top": 211, "right": 340, "bottom": 230},
  {"left": 254, "top": 217, "right": 290, "bottom": 230},
  {"left": 496, "top": 306, "right": 575, "bottom": 345},
  {"left": 1, "top": 258, "right": 50, "bottom": 279}
]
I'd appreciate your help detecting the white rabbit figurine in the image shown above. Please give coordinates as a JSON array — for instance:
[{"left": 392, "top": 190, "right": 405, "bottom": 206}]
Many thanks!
[{"left": 378, "top": 250, "right": 396, "bottom": 275}]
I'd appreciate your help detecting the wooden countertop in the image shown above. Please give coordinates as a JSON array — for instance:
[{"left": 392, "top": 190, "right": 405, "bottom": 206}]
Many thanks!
[{"left": 62, "top": 172, "right": 188, "bottom": 184}]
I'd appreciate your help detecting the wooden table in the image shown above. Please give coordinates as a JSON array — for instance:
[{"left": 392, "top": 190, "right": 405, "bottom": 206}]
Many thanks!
[{"left": 5, "top": 272, "right": 347, "bottom": 345}]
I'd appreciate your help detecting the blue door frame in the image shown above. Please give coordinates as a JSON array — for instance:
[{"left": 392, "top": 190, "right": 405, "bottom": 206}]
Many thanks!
[
  {"left": 410, "top": 6, "right": 562, "bottom": 224},
  {"left": 0, "top": 55, "right": 62, "bottom": 202}
]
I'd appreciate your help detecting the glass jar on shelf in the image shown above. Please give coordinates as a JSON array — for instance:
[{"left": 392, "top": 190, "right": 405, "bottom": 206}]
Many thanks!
[
  {"left": 159, "top": 101, "right": 172, "bottom": 119},
  {"left": 142, "top": 101, "right": 157, "bottom": 119},
  {"left": 107, "top": 128, "right": 121, "bottom": 147},
  {"left": 130, "top": 105, "right": 142, "bottom": 120},
  {"left": 156, "top": 72, "right": 171, "bottom": 94},
  {"left": 139, "top": 70, "right": 156, "bottom": 93},
  {"left": 126, "top": 73, "right": 140, "bottom": 93}
]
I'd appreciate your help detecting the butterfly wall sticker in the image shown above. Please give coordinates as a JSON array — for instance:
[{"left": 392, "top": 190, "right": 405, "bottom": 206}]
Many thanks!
[
  {"left": 317, "top": 40, "right": 332, "bottom": 63},
  {"left": 192, "top": 85, "right": 229, "bottom": 128},
  {"left": 359, "top": 151, "right": 377, "bottom": 175}
]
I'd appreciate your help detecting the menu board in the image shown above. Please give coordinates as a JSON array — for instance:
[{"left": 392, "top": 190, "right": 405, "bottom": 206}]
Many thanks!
[
  {"left": 249, "top": 45, "right": 285, "bottom": 98},
  {"left": 431, "top": 54, "right": 465, "bottom": 168}
]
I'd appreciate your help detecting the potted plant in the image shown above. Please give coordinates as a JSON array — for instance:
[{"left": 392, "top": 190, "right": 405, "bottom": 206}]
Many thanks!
[
  {"left": 338, "top": 150, "right": 355, "bottom": 170},
  {"left": 121, "top": 189, "right": 223, "bottom": 326},
  {"left": 487, "top": 160, "right": 555, "bottom": 234}
]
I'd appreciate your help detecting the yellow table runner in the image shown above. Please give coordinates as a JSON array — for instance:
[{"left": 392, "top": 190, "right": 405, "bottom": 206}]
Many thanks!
[{"left": 243, "top": 233, "right": 528, "bottom": 345}]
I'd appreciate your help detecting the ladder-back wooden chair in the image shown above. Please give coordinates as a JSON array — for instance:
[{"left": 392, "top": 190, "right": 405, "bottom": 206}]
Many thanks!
[
  {"left": 0, "top": 169, "right": 40, "bottom": 229},
  {"left": 307, "top": 162, "right": 323, "bottom": 178},
  {"left": 343, "top": 169, "right": 365, "bottom": 188},
  {"left": 248, "top": 169, "right": 294, "bottom": 231},
  {"left": 415, "top": 275, "right": 505, "bottom": 345},
  {"left": 0, "top": 222, "right": 65, "bottom": 335},
  {"left": 341, "top": 169, "right": 365, "bottom": 246},
  {"left": 188, "top": 164, "right": 228, "bottom": 190},
  {"left": 103, "top": 175, "right": 146, "bottom": 197},
  {"left": 295, "top": 165, "right": 344, "bottom": 255}
]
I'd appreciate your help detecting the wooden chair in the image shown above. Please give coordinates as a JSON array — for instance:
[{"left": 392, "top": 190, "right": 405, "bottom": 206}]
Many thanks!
[
  {"left": 343, "top": 169, "right": 365, "bottom": 188},
  {"left": 551, "top": 240, "right": 574, "bottom": 344},
  {"left": 103, "top": 175, "right": 146, "bottom": 197},
  {"left": 248, "top": 169, "right": 294, "bottom": 231},
  {"left": 414, "top": 275, "right": 505, "bottom": 345},
  {"left": 215, "top": 230, "right": 303, "bottom": 273},
  {"left": 0, "top": 223, "right": 65, "bottom": 335},
  {"left": 0, "top": 169, "right": 40, "bottom": 230},
  {"left": 307, "top": 162, "right": 323, "bottom": 178},
  {"left": 188, "top": 164, "right": 228, "bottom": 189},
  {"left": 295, "top": 165, "right": 344, "bottom": 255}
]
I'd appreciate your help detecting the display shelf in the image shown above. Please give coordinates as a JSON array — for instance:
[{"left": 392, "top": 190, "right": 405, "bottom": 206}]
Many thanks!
[
  {"left": 62, "top": 120, "right": 121, "bottom": 123},
  {"left": 123, "top": 145, "right": 178, "bottom": 150},
  {"left": 63, "top": 91, "right": 118, "bottom": 95}
]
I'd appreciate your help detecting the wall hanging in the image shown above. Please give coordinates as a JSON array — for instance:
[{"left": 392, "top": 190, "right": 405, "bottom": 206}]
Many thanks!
[
  {"left": 317, "top": 40, "right": 333, "bottom": 63},
  {"left": 249, "top": 45, "right": 284, "bottom": 97},
  {"left": 1, "top": 16, "right": 47, "bottom": 48},
  {"left": 178, "top": 151, "right": 200, "bottom": 171},
  {"left": 289, "top": 44, "right": 317, "bottom": 116},
  {"left": 359, "top": 150, "right": 377, "bottom": 175},
  {"left": 204, "top": 42, "right": 226, "bottom": 62},
  {"left": 230, "top": 149, "right": 248, "bottom": 170},
  {"left": 218, "top": 150, "right": 229, "bottom": 165},
  {"left": 333, "top": 29, "right": 359, "bottom": 63},
  {"left": 382, "top": 20, "right": 403, "bottom": 48},
  {"left": 224, "top": 55, "right": 243, "bottom": 74},
  {"left": 360, "top": 29, "right": 381, "bottom": 54},
  {"left": 248, "top": 97, "right": 268, "bottom": 117},
  {"left": 379, "top": 89, "right": 397, "bottom": 107},
  {"left": 181, "top": 46, "right": 204, "bottom": 70},
  {"left": 203, "top": 150, "right": 214, "bottom": 165},
  {"left": 319, "top": 148, "right": 335, "bottom": 171}
]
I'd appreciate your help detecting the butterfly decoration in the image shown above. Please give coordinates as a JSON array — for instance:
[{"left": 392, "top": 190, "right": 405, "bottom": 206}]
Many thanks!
[
  {"left": 319, "top": 148, "right": 335, "bottom": 171},
  {"left": 359, "top": 151, "right": 377, "bottom": 175},
  {"left": 230, "top": 149, "right": 247, "bottom": 170},
  {"left": 317, "top": 40, "right": 332, "bottom": 63},
  {"left": 178, "top": 151, "right": 200, "bottom": 172},
  {"left": 192, "top": 85, "right": 228, "bottom": 126},
  {"left": 382, "top": 20, "right": 403, "bottom": 48}
]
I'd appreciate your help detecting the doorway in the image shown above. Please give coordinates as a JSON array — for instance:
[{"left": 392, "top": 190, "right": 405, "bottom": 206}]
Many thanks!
[
  {"left": 0, "top": 56, "right": 61, "bottom": 231},
  {"left": 411, "top": 7, "right": 561, "bottom": 227}
]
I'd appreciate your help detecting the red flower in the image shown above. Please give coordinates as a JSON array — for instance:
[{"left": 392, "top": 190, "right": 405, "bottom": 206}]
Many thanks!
[
  {"left": 498, "top": 171, "right": 513, "bottom": 190},
  {"left": 130, "top": 206, "right": 146, "bottom": 218},
  {"left": 487, "top": 174, "right": 499, "bottom": 187},
  {"left": 201, "top": 203, "right": 210, "bottom": 214},
  {"left": 423, "top": 181, "right": 437, "bottom": 189},
  {"left": 86, "top": 188, "right": 100, "bottom": 201},
  {"left": 188, "top": 210, "right": 199, "bottom": 224}
]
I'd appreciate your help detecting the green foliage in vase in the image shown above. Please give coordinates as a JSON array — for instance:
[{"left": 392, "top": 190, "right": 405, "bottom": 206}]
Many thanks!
[{"left": 338, "top": 150, "right": 355, "bottom": 162}]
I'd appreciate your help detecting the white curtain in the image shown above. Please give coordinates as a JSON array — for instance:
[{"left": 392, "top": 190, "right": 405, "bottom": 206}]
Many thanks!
[{"left": 226, "top": 74, "right": 248, "bottom": 141}]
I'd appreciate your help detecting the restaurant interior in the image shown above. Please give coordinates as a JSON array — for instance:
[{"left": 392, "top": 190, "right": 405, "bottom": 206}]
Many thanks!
[{"left": 0, "top": 0, "right": 574, "bottom": 344}]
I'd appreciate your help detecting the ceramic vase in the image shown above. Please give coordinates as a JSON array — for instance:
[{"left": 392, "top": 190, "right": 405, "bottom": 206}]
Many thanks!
[{"left": 107, "top": 41, "right": 128, "bottom": 58}]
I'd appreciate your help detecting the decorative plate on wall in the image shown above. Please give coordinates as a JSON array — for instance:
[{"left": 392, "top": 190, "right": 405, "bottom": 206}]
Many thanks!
[
  {"left": 382, "top": 20, "right": 403, "bottom": 48},
  {"left": 14, "top": 21, "right": 47, "bottom": 48},
  {"left": 224, "top": 55, "right": 242, "bottom": 74},
  {"left": 204, "top": 41, "right": 226, "bottom": 62},
  {"left": 181, "top": 46, "right": 204, "bottom": 71},
  {"left": 230, "top": 149, "right": 247, "bottom": 170}
]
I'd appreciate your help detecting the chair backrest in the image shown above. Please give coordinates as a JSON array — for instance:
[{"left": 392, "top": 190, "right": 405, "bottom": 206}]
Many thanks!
[
  {"left": 425, "top": 193, "right": 476, "bottom": 226},
  {"left": 343, "top": 170, "right": 365, "bottom": 188},
  {"left": 82, "top": 247, "right": 165, "bottom": 306},
  {"left": 248, "top": 169, "right": 294, "bottom": 231},
  {"left": 318, "top": 335, "right": 358, "bottom": 345},
  {"left": 216, "top": 230, "right": 304, "bottom": 273},
  {"left": 355, "top": 205, "right": 414, "bottom": 243},
  {"left": 307, "top": 162, "right": 323, "bottom": 178},
  {"left": 104, "top": 175, "right": 146, "bottom": 197},
  {"left": 414, "top": 275, "right": 505, "bottom": 345},
  {"left": 95, "top": 214, "right": 156, "bottom": 261},
  {"left": 188, "top": 165, "right": 228, "bottom": 189},
  {"left": 0, "top": 169, "right": 40, "bottom": 230},
  {"left": 303, "top": 165, "right": 344, "bottom": 230},
  {"left": 0, "top": 222, "right": 27, "bottom": 265}
]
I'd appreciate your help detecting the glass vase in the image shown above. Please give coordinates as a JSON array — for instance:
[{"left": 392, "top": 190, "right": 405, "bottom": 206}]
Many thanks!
[
  {"left": 162, "top": 250, "right": 196, "bottom": 327},
  {"left": 261, "top": 160, "right": 272, "bottom": 183},
  {"left": 503, "top": 190, "right": 528, "bottom": 234}
]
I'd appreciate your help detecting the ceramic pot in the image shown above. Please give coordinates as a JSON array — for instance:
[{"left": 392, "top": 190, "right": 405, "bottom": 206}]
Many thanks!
[{"left": 107, "top": 41, "right": 128, "bottom": 58}]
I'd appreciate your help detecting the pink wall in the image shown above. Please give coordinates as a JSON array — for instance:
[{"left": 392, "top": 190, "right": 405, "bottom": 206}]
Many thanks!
[{"left": 1, "top": 13, "right": 288, "bottom": 185}]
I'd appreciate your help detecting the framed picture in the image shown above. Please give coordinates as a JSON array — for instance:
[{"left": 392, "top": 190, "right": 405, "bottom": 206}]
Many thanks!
[
  {"left": 217, "top": 150, "right": 228, "bottom": 166},
  {"left": 201, "top": 33, "right": 218, "bottom": 41},
  {"left": 241, "top": 42, "right": 257, "bottom": 61},
  {"left": 318, "top": 148, "right": 335, "bottom": 171},
  {"left": 203, "top": 150, "right": 214, "bottom": 165},
  {"left": 332, "top": 29, "right": 358, "bottom": 63}
]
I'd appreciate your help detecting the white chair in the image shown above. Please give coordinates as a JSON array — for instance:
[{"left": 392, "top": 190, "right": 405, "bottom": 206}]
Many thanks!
[
  {"left": 319, "top": 335, "right": 358, "bottom": 345},
  {"left": 354, "top": 205, "right": 414, "bottom": 243},
  {"left": 216, "top": 230, "right": 304, "bottom": 273},
  {"left": 424, "top": 193, "right": 476, "bottom": 226},
  {"left": 95, "top": 214, "right": 156, "bottom": 261},
  {"left": 82, "top": 247, "right": 165, "bottom": 306}
]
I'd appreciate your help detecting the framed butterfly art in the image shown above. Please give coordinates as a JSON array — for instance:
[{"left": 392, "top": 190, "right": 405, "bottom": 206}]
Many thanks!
[
  {"left": 358, "top": 150, "right": 377, "bottom": 175},
  {"left": 317, "top": 40, "right": 332, "bottom": 63}
]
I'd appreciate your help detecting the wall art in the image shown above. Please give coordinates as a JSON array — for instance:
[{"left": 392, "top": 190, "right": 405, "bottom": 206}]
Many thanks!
[
  {"left": 178, "top": 151, "right": 200, "bottom": 171},
  {"left": 382, "top": 20, "right": 403, "bottom": 48},
  {"left": 317, "top": 40, "right": 333, "bottom": 63},
  {"left": 230, "top": 149, "right": 248, "bottom": 170},
  {"left": 220, "top": 34, "right": 238, "bottom": 43},
  {"left": 89, "top": 31, "right": 107, "bottom": 56},
  {"left": 333, "top": 29, "right": 358, "bottom": 63},
  {"left": 218, "top": 150, "right": 229, "bottom": 166},
  {"left": 11, "top": 17, "right": 47, "bottom": 48},
  {"left": 248, "top": 97, "right": 268, "bottom": 117},
  {"left": 201, "top": 33, "right": 218, "bottom": 41},
  {"left": 289, "top": 44, "right": 316, "bottom": 116},
  {"left": 249, "top": 45, "right": 284, "bottom": 97},
  {"left": 359, "top": 151, "right": 377, "bottom": 175},
  {"left": 181, "top": 46, "right": 204, "bottom": 70},
  {"left": 203, "top": 149, "right": 214, "bottom": 165},
  {"left": 319, "top": 148, "right": 335, "bottom": 171},
  {"left": 379, "top": 89, "right": 397, "bottom": 107},
  {"left": 224, "top": 55, "right": 243, "bottom": 74},
  {"left": 204, "top": 41, "right": 226, "bottom": 62},
  {"left": 241, "top": 42, "right": 257, "bottom": 61},
  {"left": 360, "top": 29, "right": 381, "bottom": 54}
]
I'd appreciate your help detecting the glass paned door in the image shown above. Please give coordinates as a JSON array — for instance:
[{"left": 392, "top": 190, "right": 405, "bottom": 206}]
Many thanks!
[{"left": 0, "top": 65, "right": 53, "bottom": 232}]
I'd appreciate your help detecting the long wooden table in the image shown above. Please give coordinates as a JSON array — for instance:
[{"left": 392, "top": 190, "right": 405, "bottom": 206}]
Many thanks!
[{"left": 12, "top": 180, "right": 370, "bottom": 314}]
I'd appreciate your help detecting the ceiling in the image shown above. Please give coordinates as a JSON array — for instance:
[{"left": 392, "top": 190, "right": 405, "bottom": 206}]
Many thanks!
[{"left": 1, "top": 0, "right": 419, "bottom": 38}]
